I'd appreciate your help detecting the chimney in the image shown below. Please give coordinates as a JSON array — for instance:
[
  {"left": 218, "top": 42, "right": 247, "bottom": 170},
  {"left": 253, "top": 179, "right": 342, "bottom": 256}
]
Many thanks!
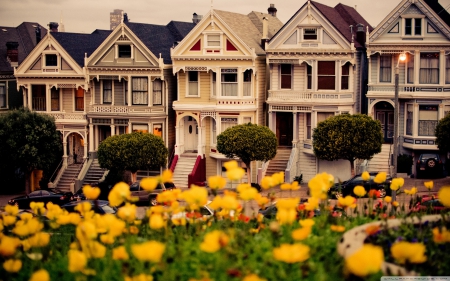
[
  {"left": 356, "top": 23, "right": 365, "bottom": 46},
  {"left": 123, "top": 13, "right": 129, "bottom": 23},
  {"left": 192, "top": 13, "right": 202, "bottom": 24},
  {"left": 261, "top": 17, "right": 269, "bottom": 49},
  {"left": 48, "top": 22, "right": 59, "bottom": 32},
  {"left": 35, "top": 26, "right": 41, "bottom": 44},
  {"left": 268, "top": 4, "right": 277, "bottom": 17},
  {"left": 6, "top": 42, "right": 19, "bottom": 66}
]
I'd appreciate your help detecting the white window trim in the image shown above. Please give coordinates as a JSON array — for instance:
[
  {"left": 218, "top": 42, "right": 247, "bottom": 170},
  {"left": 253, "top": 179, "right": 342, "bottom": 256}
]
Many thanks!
[
  {"left": 0, "top": 82, "right": 7, "bottom": 109},
  {"left": 316, "top": 61, "right": 338, "bottom": 91},
  {"left": 151, "top": 78, "right": 163, "bottom": 106},
  {"left": 401, "top": 16, "right": 425, "bottom": 37},
  {"left": 299, "top": 26, "right": 321, "bottom": 43},
  {"left": 202, "top": 31, "right": 224, "bottom": 55},
  {"left": 279, "top": 64, "right": 293, "bottom": 90},
  {"left": 42, "top": 52, "right": 59, "bottom": 69},
  {"left": 101, "top": 80, "right": 114, "bottom": 104},
  {"left": 220, "top": 68, "right": 239, "bottom": 97},
  {"left": 186, "top": 71, "right": 200, "bottom": 97},
  {"left": 378, "top": 55, "right": 394, "bottom": 84},
  {"left": 115, "top": 44, "right": 134, "bottom": 60}
]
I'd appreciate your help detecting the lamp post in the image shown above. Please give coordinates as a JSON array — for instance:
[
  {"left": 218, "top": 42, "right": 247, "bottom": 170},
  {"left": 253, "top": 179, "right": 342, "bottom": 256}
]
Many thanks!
[{"left": 392, "top": 53, "right": 406, "bottom": 201}]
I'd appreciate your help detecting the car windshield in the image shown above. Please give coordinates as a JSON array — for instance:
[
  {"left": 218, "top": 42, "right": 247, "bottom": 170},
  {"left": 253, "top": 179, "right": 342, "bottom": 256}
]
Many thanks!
[
  {"left": 420, "top": 154, "right": 438, "bottom": 160},
  {"left": 28, "top": 191, "right": 41, "bottom": 197}
]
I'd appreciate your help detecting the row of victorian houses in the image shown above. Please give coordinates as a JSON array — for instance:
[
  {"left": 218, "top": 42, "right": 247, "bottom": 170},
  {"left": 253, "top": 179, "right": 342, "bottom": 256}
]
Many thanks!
[{"left": 1, "top": 0, "right": 450, "bottom": 191}]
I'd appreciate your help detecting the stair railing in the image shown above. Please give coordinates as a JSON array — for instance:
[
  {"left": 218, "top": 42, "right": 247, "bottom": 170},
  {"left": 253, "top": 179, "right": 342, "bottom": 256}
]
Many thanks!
[
  {"left": 69, "top": 158, "right": 86, "bottom": 192},
  {"left": 170, "top": 155, "right": 179, "bottom": 173},
  {"left": 285, "top": 147, "right": 298, "bottom": 183},
  {"left": 168, "top": 145, "right": 176, "bottom": 169},
  {"left": 188, "top": 155, "right": 206, "bottom": 188},
  {"left": 75, "top": 158, "right": 92, "bottom": 191},
  {"left": 48, "top": 159, "right": 63, "bottom": 188}
]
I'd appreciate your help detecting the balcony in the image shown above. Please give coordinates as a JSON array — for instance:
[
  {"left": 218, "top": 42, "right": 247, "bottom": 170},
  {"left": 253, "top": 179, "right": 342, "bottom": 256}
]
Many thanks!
[
  {"left": 367, "top": 85, "right": 450, "bottom": 98},
  {"left": 45, "top": 112, "right": 86, "bottom": 121},
  {"left": 267, "top": 90, "right": 353, "bottom": 104},
  {"left": 88, "top": 105, "right": 166, "bottom": 114}
]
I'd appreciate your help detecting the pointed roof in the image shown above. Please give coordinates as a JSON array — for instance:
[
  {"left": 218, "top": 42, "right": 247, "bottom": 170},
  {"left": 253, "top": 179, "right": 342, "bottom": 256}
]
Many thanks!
[
  {"left": 0, "top": 22, "right": 47, "bottom": 73},
  {"left": 423, "top": 0, "right": 450, "bottom": 27},
  {"left": 51, "top": 30, "right": 112, "bottom": 67},
  {"left": 125, "top": 21, "right": 196, "bottom": 64},
  {"left": 213, "top": 9, "right": 283, "bottom": 55},
  {"left": 310, "top": 1, "right": 373, "bottom": 48}
]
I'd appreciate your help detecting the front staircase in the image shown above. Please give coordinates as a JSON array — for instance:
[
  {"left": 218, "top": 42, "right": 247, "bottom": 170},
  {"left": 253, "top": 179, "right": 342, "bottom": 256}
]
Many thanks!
[
  {"left": 56, "top": 164, "right": 82, "bottom": 191},
  {"left": 366, "top": 144, "right": 391, "bottom": 174},
  {"left": 83, "top": 159, "right": 107, "bottom": 186},
  {"left": 172, "top": 153, "right": 197, "bottom": 189},
  {"left": 265, "top": 147, "right": 291, "bottom": 177}
]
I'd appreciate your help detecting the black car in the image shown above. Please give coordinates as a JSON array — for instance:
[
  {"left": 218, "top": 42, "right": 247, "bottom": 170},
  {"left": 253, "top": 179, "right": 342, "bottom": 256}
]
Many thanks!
[
  {"left": 416, "top": 153, "right": 444, "bottom": 179},
  {"left": 328, "top": 172, "right": 392, "bottom": 199},
  {"left": 8, "top": 189, "right": 73, "bottom": 209},
  {"left": 61, "top": 200, "right": 117, "bottom": 215},
  {"left": 258, "top": 199, "right": 320, "bottom": 219},
  {"left": 129, "top": 181, "right": 176, "bottom": 206}
]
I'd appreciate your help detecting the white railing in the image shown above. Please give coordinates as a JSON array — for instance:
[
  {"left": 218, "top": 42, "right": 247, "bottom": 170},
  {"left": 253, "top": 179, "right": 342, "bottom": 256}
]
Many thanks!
[
  {"left": 368, "top": 85, "right": 450, "bottom": 93},
  {"left": 268, "top": 90, "right": 353, "bottom": 101},
  {"left": 45, "top": 112, "right": 86, "bottom": 120},
  {"left": 258, "top": 160, "right": 270, "bottom": 184},
  {"left": 285, "top": 146, "right": 298, "bottom": 183},
  {"left": 89, "top": 105, "right": 129, "bottom": 113}
]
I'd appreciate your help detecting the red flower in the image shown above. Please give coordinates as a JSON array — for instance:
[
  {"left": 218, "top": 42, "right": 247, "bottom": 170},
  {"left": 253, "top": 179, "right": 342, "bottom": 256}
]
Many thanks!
[
  {"left": 238, "top": 214, "right": 250, "bottom": 223},
  {"left": 368, "top": 189, "right": 380, "bottom": 198}
]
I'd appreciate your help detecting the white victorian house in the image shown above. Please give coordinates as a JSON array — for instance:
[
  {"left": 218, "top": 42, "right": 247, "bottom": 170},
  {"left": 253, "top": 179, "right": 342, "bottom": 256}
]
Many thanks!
[
  {"left": 265, "top": 0, "right": 373, "bottom": 182},
  {"left": 366, "top": 0, "right": 450, "bottom": 175}
]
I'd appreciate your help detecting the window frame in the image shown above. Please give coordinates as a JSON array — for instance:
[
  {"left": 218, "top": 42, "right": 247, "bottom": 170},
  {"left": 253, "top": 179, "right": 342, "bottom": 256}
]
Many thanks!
[
  {"left": 220, "top": 117, "right": 238, "bottom": 133},
  {"left": 419, "top": 52, "right": 439, "bottom": 84},
  {"left": 407, "top": 53, "right": 415, "bottom": 84},
  {"left": 303, "top": 28, "right": 318, "bottom": 40},
  {"left": 379, "top": 55, "right": 392, "bottom": 83},
  {"left": 102, "top": 80, "right": 113, "bottom": 104},
  {"left": 152, "top": 79, "right": 163, "bottom": 106},
  {"left": 317, "top": 61, "right": 336, "bottom": 90},
  {"left": 418, "top": 104, "right": 438, "bottom": 136},
  {"left": 75, "top": 87, "right": 84, "bottom": 111},
  {"left": 132, "top": 77, "right": 148, "bottom": 105},
  {"left": 50, "top": 87, "right": 60, "bottom": 111},
  {"left": 404, "top": 17, "right": 422, "bottom": 36},
  {"left": 0, "top": 83, "right": 6, "bottom": 108},
  {"left": 118, "top": 45, "right": 132, "bottom": 58},
  {"left": 153, "top": 123, "right": 163, "bottom": 138},
  {"left": 132, "top": 124, "right": 148, "bottom": 133},
  {"left": 206, "top": 34, "right": 221, "bottom": 48},
  {"left": 341, "top": 63, "right": 350, "bottom": 90},
  {"left": 187, "top": 71, "right": 199, "bottom": 97},
  {"left": 45, "top": 54, "right": 58, "bottom": 67},
  {"left": 221, "top": 69, "right": 238, "bottom": 97},
  {"left": 405, "top": 103, "right": 413, "bottom": 136},
  {"left": 280, "top": 64, "right": 292, "bottom": 90}
]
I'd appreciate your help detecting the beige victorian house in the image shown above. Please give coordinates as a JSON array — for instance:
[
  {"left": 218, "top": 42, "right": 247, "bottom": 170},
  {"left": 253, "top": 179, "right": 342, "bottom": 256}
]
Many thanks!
[
  {"left": 265, "top": 1, "right": 373, "bottom": 182},
  {"left": 170, "top": 7, "right": 283, "bottom": 188}
]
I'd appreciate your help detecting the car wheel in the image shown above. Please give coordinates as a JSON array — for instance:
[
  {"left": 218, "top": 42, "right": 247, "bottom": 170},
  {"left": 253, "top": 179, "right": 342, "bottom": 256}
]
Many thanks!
[
  {"left": 334, "top": 190, "right": 343, "bottom": 199},
  {"left": 378, "top": 188, "right": 387, "bottom": 198},
  {"left": 427, "top": 158, "right": 436, "bottom": 168},
  {"left": 149, "top": 196, "right": 158, "bottom": 206}
]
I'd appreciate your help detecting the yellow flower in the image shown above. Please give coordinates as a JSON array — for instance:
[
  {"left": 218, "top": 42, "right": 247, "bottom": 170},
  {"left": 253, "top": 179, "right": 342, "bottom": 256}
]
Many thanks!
[
  {"left": 276, "top": 208, "right": 297, "bottom": 225},
  {"left": 361, "top": 171, "right": 370, "bottom": 181},
  {"left": 373, "top": 172, "right": 387, "bottom": 184},
  {"left": 308, "top": 173, "right": 333, "bottom": 199},
  {"left": 0, "top": 236, "right": 21, "bottom": 257},
  {"left": 140, "top": 177, "right": 159, "bottom": 191},
  {"left": 239, "top": 187, "right": 258, "bottom": 201},
  {"left": 242, "top": 274, "right": 267, "bottom": 281},
  {"left": 29, "top": 269, "right": 50, "bottom": 281},
  {"left": 254, "top": 194, "right": 269, "bottom": 209},
  {"left": 432, "top": 227, "right": 450, "bottom": 244},
  {"left": 117, "top": 203, "right": 137, "bottom": 223},
  {"left": 273, "top": 243, "right": 310, "bottom": 263},
  {"left": 271, "top": 172, "right": 285, "bottom": 186},
  {"left": 131, "top": 241, "right": 165, "bottom": 262},
  {"left": 299, "top": 219, "right": 315, "bottom": 228},
  {"left": 276, "top": 198, "right": 300, "bottom": 209},
  {"left": 3, "top": 215, "right": 16, "bottom": 226},
  {"left": 180, "top": 186, "right": 208, "bottom": 210},
  {"left": 384, "top": 196, "right": 392, "bottom": 203},
  {"left": 74, "top": 201, "right": 92, "bottom": 214},
  {"left": 353, "top": 185, "right": 366, "bottom": 197},
  {"left": 424, "top": 181, "right": 434, "bottom": 190},
  {"left": 89, "top": 241, "right": 106, "bottom": 258},
  {"left": 68, "top": 250, "right": 87, "bottom": 272},
  {"left": 292, "top": 227, "right": 311, "bottom": 240},
  {"left": 30, "top": 202, "right": 45, "bottom": 214},
  {"left": 226, "top": 167, "right": 245, "bottom": 181},
  {"left": 5, "top": 204, "right": 19, "bottom": 216},
  {"left": 112, "top": 245, "right": 129, "bottom": 260},
  {"left": 330, "top": 225, "right": 346, "bottom": 232},
  {"left": 3, "top": 259, "right": 22, "bottom": 273},
  {"left": 345, "top": 244, "right": 384, "bottom": 277},
  {"left": 223, "top": 160, "right": 239, "bottom": 170},
  {"left": 260, "top": 176, "right": 274, "bottom": 190},
  {"left": 392, "top": 201, "right": 399, "bottom": 207},
  {"left": 404, "top": 187, "right": 417, "bottom": 195},
  {"left": 149, "top": 214, "right": 166, "bottom": 230},
  {"left": 28, "top": 232, "right": 50, "bottom": 248},
  {"left": 220, "top": 195, "right": 239, "bottom": 210},
  {"left": 108, "top": 182, "right": 131, "bottom": 206},
  {"left": 390, "top": 178, "right": 404, "bottom": 191},
  {"left": 438, "top": 186, "right": 450, "bottom": 207},
  {"left": 125, "top": 274, "right": 154, "bottom": 281},
  {"left": 83, "top": 185, "right": 101, "bottom": 200},
  {"left": 161, "top": 169, "right": 173, "bottom": 183},
  {"left": 304, "top": 197, "right": 319, "bottom": 211},
  {"left": 200, "top": 230, "right": 229, "bottom": 253},
  {"left": 100, "top": 234, "right": 115, "bottom": 244},
  {"left": 208, "top": 175, "right": 227, "bottom": 190},
  {"left": 338, "top": 195, "right": 356, "bottom": 208},
  {"left": 391, "top": 241, "right": 427, "bottom": 264}
]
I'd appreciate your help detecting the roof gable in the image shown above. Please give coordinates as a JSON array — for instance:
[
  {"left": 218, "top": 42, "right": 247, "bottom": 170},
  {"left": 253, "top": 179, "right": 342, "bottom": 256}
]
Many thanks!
[{"left": 370, "top": 0, "right": 450, "bottom": 43}]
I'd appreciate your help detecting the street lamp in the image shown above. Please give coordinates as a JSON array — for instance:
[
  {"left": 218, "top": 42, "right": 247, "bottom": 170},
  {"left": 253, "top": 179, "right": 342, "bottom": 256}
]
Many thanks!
[{"left": 392, "top": 53, "right": 406, "bottom": 200}]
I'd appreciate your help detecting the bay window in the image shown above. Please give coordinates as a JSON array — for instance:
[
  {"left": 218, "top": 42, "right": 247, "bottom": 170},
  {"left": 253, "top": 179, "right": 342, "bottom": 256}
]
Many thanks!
[
  {"left": 307, "top": 65, "right": 312, "bottom": 90},
  {"left": 221, "top": 117, "right": 237, "bottom": 133},
  {"left": 132, "top": 77, "right": 148, "bottom": 105},
  {"left": 419, "top": 53, "right": 439, "bottom": 84},
  {"left": 341, "top": 63, "right": 350, "bottom": 90},
  {"left": 132, "top": 124, "right": 148, "bottom": 133},
  {"left": 418, "top": 105, "right": 438, "bottom": 136},
  {"left": 153, "top": 79, "right": 162, "bottom": 105},
  {"left": 407, "top": 54, "right": 414, "bottom": 84},
  {"left": 221, "top": 69, "right": 237, "bottom": 96},
  {"left": 317, "top": 61, "right": 335, "bottom": 90},
  {"left": 153, "top": 124, "right": 162, "bottom": 137},
  {"left": 243, "top": 70, "right": 251, "bottom": 96},
  {"left": 406, "top": 104, "right": 413, "bottom": 136},
  {"left": 446, "top": 55, "right": 450, "bottom": 84},
  {"left": 306, "top": 113, "right": 311, "bottom": 139}
]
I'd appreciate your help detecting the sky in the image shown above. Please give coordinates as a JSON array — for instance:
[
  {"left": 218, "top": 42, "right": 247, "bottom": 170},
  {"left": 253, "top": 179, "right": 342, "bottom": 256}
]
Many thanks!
[{"left": 1, "top": 0, "right": 450, "bottom": 33}]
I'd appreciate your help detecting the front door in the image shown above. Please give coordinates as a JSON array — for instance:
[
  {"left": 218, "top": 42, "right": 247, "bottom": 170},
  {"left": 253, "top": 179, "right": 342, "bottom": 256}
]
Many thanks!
[
  {"left": 377, "top": 111, "right": 394, "bottom": 143},
  {"left": 276, "top": 112, "right": 293, "bottom": 147},
  {"left": 184, "top": 116, "right": 198, "bottom": 152}
]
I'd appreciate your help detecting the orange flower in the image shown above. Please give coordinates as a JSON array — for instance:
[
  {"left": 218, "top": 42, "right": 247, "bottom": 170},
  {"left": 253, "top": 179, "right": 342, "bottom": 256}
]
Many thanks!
[
  {"left": 365, "top": 225, "right": 380, "bottom": 236},
  {"left": 368, "top": 189, "right": 380, "bottom": 199}
]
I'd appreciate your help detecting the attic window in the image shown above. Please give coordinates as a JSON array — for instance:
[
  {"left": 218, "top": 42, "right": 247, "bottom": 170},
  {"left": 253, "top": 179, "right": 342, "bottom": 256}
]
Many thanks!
[
  {"left": 118, "top": 45, "right": 131, "bottom": 58},
  {"left": 303, "top": 28, "right": 317, "bottom": 40},
  {"left": 207, "top": 34, "right": 220, "bottom": 47},
  {"left": 45, "top": 54, "right": 57, "bottom": 66}
]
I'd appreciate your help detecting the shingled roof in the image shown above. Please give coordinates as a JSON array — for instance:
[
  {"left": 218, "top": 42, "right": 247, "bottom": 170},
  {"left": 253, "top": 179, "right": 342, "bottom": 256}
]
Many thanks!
[
  {"left": 214, "top": 9, "right": 283, "bottom": 55},
  {"left": 126, "top": 21, "right": 196, "bottom": 64},
  {"left": 311, "top": 1, "right": 373, "bottom": 48},
  {"left": 51, "top": 30, "right": 112, "bottom": 67},
  {"left": 423, "top": 0, "right": 450, "bottom": 28},
  {"left": 0, "top": 22, "right": 47, "bottom": 73}
]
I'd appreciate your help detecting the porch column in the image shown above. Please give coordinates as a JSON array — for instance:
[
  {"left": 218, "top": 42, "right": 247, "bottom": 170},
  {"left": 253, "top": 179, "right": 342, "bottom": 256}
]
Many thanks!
[
  {"left": 89, "top": 123, "right": 94, "bottom": 153},
  {"left": 440, "top": 50, "right": 445, "bottom": 86},
  {"left": 197, "top": 119, "right": 202, "bottom": 156},
  {"left": 22, "top": 87, "right": 27, "bottom": 108},
  {"left": 28, "top": 86, "right": 32, "bottom": 108},
  {"left": 46, "top": 85, "right": 51, "bottom": 112},
  {"left": 413, "top": 103, "right": 419, "bottom": 137},
  {"left": 368, "top": 57, "right": 372, "bottom": 84},
  {"left": 83, "top": 130, "right": 88, "bottom": 160},
  {"left": 175, "top": 125, "right": 180, "bottom": 155},
  {"left": 127, "top": 75, "right": 132, "bottom": 107},
  {"left": 268, "top": 111, "right": 275, "bottom": 133},
  {"left": 63, "top": 138, "right": 68, "bottom": 168},
  {"left": 292, "top": 112, "right": 298, "bottom": 147},
  {"left": 110, "top": 120, "right": 115, "bottom": 136}
]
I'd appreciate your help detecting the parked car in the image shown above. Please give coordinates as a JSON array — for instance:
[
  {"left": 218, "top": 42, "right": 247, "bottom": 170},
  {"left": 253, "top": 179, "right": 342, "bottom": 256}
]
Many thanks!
[
  {"left": 328, "top": 172, "right": 392, "bottom": 199},
  {"left": 409, "top": 195, "right": 448, "bottom": 214},
  {"left": 129, "top": 181, "right": 176, "bottom": 206},
  {"left": 416, "top": 153, "right": 444, "bottom": 179},
  {"left": 61, "top": 200, "right": 117, "bottom": 215},
  {"left": 8, "top": 189, "right": 73, "bottom": 209},
  {"left": 172, "top": 201, "right": 214, "bottom": 220}
]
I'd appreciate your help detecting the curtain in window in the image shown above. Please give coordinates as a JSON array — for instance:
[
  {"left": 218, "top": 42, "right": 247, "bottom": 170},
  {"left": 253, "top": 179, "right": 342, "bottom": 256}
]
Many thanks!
[
  {"left": 341, "top": 63, "right": 349, "bottom": 90},
  {"left": 406, "top": 104, "right": 413, "bottom": 135},
  {"left": 221, "top": 71, "right": 237, "bottom": 96},
  {"left": 306, "top": 113, "right": 311, "bottom": 139},
  {"left": 446, "top": 55, "right": 450, "bottom": 84},
  {"left": 379, "top": 55, "right": 391, "bottom": 82},
  {"left": 75, "top": 88, "right": 84, "bottom": 111},
  {"left": 221, "top": 118, "right": 237, "bottom": 133},
  {"left": 153, "top": 79, "right": 162, "bottom": 105},
  {"left": 103, "top": 80, "right": 112, "bottom": 103},
  {"left": 243, "top": 70, "right": 251, "bottom": 96},
  {"left": 0, "top": 84, "right": 5, "bottom": 108},
  {"left": 407, "top": 54, "right": 414, "bottom": 84},
  {"left": 132, "top": 77, "right": 148, "bottom": 105},
  {"left": 188, "top": 71, "right": 198, "bottom": 96},
  {"left": 419, "top": 53, "right": 439, "bottom": 84},
  {"left": 51, "top": 88, "right": 60, "bottom": 111},
  {"left": 418, "top": 105, "right": 438, "bottom": 136}
]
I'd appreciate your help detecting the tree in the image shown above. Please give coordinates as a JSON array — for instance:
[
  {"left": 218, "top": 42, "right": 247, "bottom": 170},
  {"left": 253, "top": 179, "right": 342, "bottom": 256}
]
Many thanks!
[
  {"left": 217, "top": 123, "right": 277, "bottom": 182},
  {"left": 0, "top": 108, "right": 62, "bottom": 193},
  {"left": 97, "top": 132, "right": 168, "bottom": 183},
  {"left": 435, "top": 112, "right": 450, "bottom": 154},
  {"left": 312, "top": 114, "right": 383, "bottom": 176}
]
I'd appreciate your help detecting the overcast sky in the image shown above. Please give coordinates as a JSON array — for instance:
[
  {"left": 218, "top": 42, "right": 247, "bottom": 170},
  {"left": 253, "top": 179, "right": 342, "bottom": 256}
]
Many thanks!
[{"left": 2, "top": 0, "right": 450, "bottom": 33}]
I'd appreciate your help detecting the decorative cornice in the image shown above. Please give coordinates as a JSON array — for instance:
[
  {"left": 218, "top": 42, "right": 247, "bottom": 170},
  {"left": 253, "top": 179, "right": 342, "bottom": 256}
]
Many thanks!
[
  {"left": 0, "top": 74, "right": 15, "bottom": 79},
  {"left": 87, "top": 67, "right": 160, "bottom": 72},
  {"left": 172, "top": 56, "right": 253, "bottom": 61}
]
